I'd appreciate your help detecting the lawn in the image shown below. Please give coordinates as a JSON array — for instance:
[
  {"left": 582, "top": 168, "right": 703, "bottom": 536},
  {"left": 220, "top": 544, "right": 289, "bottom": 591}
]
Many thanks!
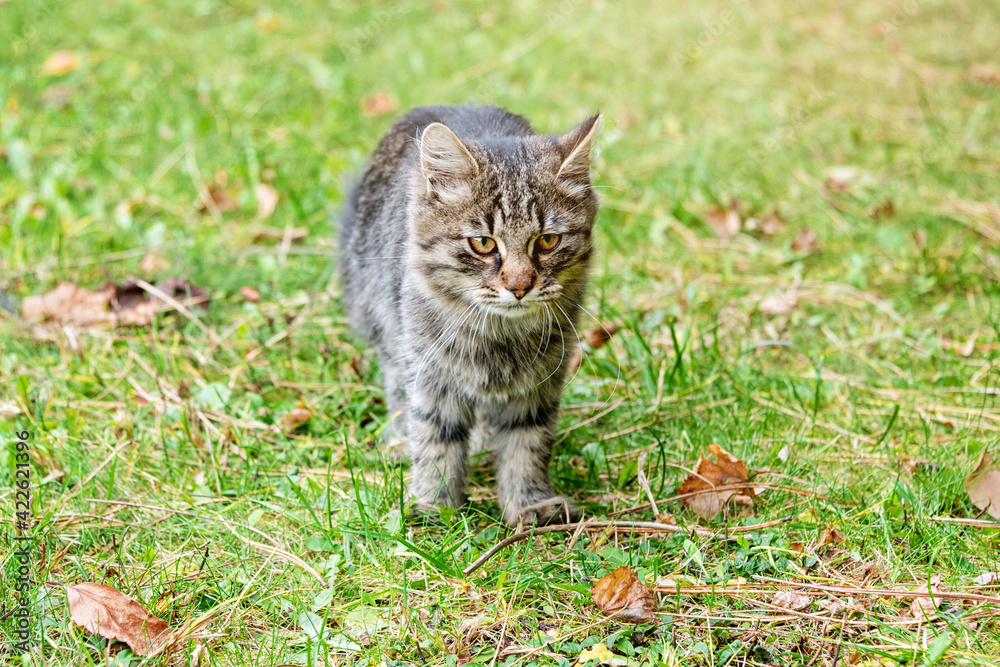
[{"left": 2, "top": 0, "right": 1000, "bottom": 664}]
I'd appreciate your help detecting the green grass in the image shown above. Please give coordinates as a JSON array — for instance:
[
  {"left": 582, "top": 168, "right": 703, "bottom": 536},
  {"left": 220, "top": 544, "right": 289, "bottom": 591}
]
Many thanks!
[{"left": 2, "top": 0, "right": 1000, "bottom": 664}]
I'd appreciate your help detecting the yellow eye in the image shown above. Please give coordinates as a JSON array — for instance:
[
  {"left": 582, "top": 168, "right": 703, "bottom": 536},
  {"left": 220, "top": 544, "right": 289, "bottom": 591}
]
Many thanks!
[
  {"left": 535, "top": 233, "right": 561, "bottom": 253},
  {"left": 468, "top": 236, "right": 497, "bottom": 255}
]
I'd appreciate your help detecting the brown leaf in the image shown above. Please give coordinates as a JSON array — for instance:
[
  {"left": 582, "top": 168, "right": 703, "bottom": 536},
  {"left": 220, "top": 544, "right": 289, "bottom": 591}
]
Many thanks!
[
  {"left": 909, "top": 574, "right": 943, "bottom": 620},
  {"left": 817, "top": 527, "right": 846, "bottom": 549},
  {"left": 251, "top": 226, "right": 308, "bottom": 243},
  {"left": 254, "top": 183, "right": 279, "bottom": 220},
  {"left": 282, "top": 404, "right": 313, "bottom": 433},
  {"left": 970, "top": 64, "right": 1000, "bottom": 87},
  {"left": 759, "top": 295, "right": 797, "bottom": 316},
  {"left": 591, "top": 565, "right": 658, "bottom": 623},
  {"left": 772, "top": 590, "right": 812, "bottom": 611},
  {"left": 705, "top": 202, "right": 741, "bottom": 240},
  {"left": 42, "top": 50, "right": 79, "bottom": 76},
  {"left": 140, "top": 252, "right": 171, "bottom": 274},
  {"left": 239, "top": 286, "right": 261, "bottom": 303},
  {"left": 585, "top": 322, "right": 617, "bottom": 350},
  {"left": 744, "top": 210, "right": 785, "bottom": 236},
  {"left": 200, "top": 184, "right": 238, "bottom": 213},
  {"left": 677, "top": 444, "right": 752, "bottom": 519},
  {"left": 67, "top": 583, "right": 170, "bottom": 656},
  {"left": 965, "top": 451, "right": 1000, "bottom": 520},
  {"left": 361, "top": 92, "right": 398, "bottom": 117},
  {"left": 791, "top": 229, "right": 819, "bottom": 252},
  {"left": 22, "top": 278, "right": 208, "bottom": 328}
]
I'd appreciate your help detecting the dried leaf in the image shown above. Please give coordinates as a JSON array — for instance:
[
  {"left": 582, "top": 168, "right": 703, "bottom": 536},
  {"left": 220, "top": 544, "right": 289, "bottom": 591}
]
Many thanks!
[
  {"left": 677, "top": 444, "right": 752, "bottom": 519},
  {"left": 972, "top": 571, "right": 998, "bottom": 586},
  {"left": 705, "top": 202, "right": 741, "bottom": 240},
  {"left": 743, "top": 210, "right": 785, "bottom": 236},
  {"left": 772, "top": 590, "right": 812, "bottom": 611},
  {"left": 361, "top": 92, "right": 398, "bottom": 117},
  {"left": 590, "top": 565, "right": 658, "bottom": 623},
  {"left": 140, "top": 252, "right": 171, "bottom": 274},
  {"left": 200, "top": 184, "right": 238, "bottom": 213},
  {"left": 792, "top": 229, "right": 819, "bottom": 252},
  {"left": 965, "top": 451, "right": 1000, "bottom": 520},
  {"left": 282, "top": 404, "right": 313, "bottom": 433},
  {"left": 585, "top": 322, "right": 617, "bottom": 350},
  {"left": 22, "top": 278, "right": 208, "bottom": 328},
  {"left": 817, "top": 527, "right": 846, "bottom": 549},
  {"left": 970, "top": 64, "right": 1000, "bottom": 87},
  {"left": 251, "top": 226, "right": 308, "bottom": 243},
  {"left": 67, "top": 583, "right": 170, "bottom": 656},
  {"left": 42, "top": 50, "right": 79, "bottom": 76},
  {"left": 254, "top": 183, "right": 279, "bottom": 220},
  {"left": 240, "top": 286, "right": 261, "bottom": 303},
  {"left": 909, "top": 574, "right": 943, "bottom": 620},
  {"left": 759, "top": 295, "right": 797, "bottom": 316},
  {"left": 816, "top": 598, "right": 847, "bottom": 615}
]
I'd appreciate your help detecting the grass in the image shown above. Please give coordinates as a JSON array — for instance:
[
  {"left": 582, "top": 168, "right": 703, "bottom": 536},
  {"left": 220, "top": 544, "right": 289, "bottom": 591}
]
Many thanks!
[{"left": 2, "top": 0, "right": 1000, "bottom": 664}]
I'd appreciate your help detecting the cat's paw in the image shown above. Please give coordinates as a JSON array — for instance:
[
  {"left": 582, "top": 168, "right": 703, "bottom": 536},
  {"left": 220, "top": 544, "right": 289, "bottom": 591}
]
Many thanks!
[{"left": 505, "top": 496, "right": 580, "bottom": 528}]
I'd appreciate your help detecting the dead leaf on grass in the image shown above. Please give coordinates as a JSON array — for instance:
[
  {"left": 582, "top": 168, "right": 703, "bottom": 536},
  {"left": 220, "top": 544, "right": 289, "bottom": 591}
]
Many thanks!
[
  {"left": 743, "top": 210, "right": 785, "bottom": 236},
  {"left": 361, "top": 92, "right": 398, "bottom": 117},
  {"left": 254, "top": 183, "right": 279, "bottom": 220},
  {"left": 970, "top": 64, "right": 1000, "bottom": 87},
  {"left": 772, "top": 590, "right": 812, "bottom": 611},
  {"left": 972, "top": 571, "right": 998, "bottom": 586},
  {"left": 792, "top": 229, "right": 819, "bottom": 252},
  {"left": 965, "top": 451, "right": 1000, "bottom": 520},
  {"left": 282, "top": 403, "right": 313, "bottom": 433},
  {"left": 200, "top": 183, "right": 239, "bottom": 213},
  {"left": 759, "top": 294, "right": 797, "bottom": 316},
  {"left": 67, "top": 583, "right": 170, "bottom": 656},
  {"left": 705, "top": 201, "right": 741, "bottom": 240},
  {"left": 585, "top": 322, "right": 617, "bottom": 350},
  {"left": 22, "top": 278, "right": 208, "bottom": 328},
  {"left": 140, "top": 252, "right": 171, "bottom": 274},
  {"left": 251, "top": 226, "right": 308, "bottom": 243},
  {"left": 677, "top": 444, "right": 761, "bottom": 519},
  {"left": 817, "top": 527, "right": 846, "bottom": 549},
  {"left": 42, "top": 50, "right": 79, "bottom": 76},
  {"left": 909, "top": 574, "right": 943, "bottom": 620},
  {"left": 591, "top": 565, "right": 658, "bottom": 623},
  {"left": 239, "top": 286, "right": 261, "bottom": 303}
]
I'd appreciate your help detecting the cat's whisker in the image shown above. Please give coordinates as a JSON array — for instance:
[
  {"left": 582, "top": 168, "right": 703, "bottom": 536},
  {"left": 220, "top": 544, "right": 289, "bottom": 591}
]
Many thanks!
[
  {"left": 411, "top": 302, "right": 478, "bottom": 390},
  {"left": 564, "top": 297, "right": 622, "bottom": 410},
  {"left": 553, "top": 300, "right": 587, "bottom": 389},
  {"left": 531, "top": 304, "right": 551, "bottom": 364},
  {"left": 539, "top": 307, "right": 566, "bottom": 386}
]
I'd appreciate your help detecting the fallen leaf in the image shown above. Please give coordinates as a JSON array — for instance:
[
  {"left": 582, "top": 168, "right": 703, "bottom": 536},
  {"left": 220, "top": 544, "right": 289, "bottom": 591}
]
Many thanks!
[
  {"left": 816, "top": 598, "right": 847, "bottom": 615},
  {"left": 909, "top": 574, "right": 943, "bottom": 620},
  {"left": 254, "top": 183, "right": 279, "bottom": 220},
  {"left": 140, "top": 252, "right": 171, "bottom": 274},
  {"left": 869, "top": 199, "right": 895, "bottom": 219},
  {"left": 965, "top": 451, "right": 1000, "bottom": 520},
  {"left": 759, "top": 295, "right": 797, "bottom": 316},
  {"left": 792, "top": 229, "right": 819, "bottom": 252},
  {"left": 743, "top": 210, "right": 785, "bottom": 236},
  {"left": 42, "top": 50, "right": 79, "bottom": 76},
  {"left": 240, "top": 286, "right": 261, "bottom": 303},
  {"left": 817, "top": 527, "right": 846, "bottom": 549},
  {"left": 591, "top": 565, "right": 658, "bottom": 623},
  {"left": 22, "top": 278, "right": 208, "bottom": 328},
  {"left": 705, "top": 201, "right": 741, "bottom": 240},
  {"left": 362, "top": 92, "right": 398, "bottom": 117},
  {"left": 282, "top": 404, "right": 313, "bottom": 433},
  {"left": 772, "top": 590, "right": 812, "bottom": 611},
  {"left": 970, "top": 64, "right": 1000, "bottom": 87},
  {"left": 972, "top": 571, "right": 998, "bottom": 586},
  {"left": 677, "top": 444, "right": 755, "bottom": 519},
  {"left": 67, "top": 583, "right": 170, "bottom": 656},
  {"left": 585, "top": 322, "right": 617, "bottom": 350},
  {"left": 200, "top": 184, "right": 239, "bottom": 213},
  {"left": 653, "top": 513, "right": 676, "bottom": 525}
]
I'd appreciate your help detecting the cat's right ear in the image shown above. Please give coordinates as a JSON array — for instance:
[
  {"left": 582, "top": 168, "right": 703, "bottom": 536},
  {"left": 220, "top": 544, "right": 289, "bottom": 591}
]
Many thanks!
[{"left": 419, "top": 122, "right": 479, "bottom": 200}]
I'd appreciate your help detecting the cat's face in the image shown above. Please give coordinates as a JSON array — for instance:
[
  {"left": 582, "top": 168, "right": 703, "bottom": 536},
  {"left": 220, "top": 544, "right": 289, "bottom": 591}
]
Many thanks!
[{"left": 408, "top": 117, "right": 600, "bottom": 320}]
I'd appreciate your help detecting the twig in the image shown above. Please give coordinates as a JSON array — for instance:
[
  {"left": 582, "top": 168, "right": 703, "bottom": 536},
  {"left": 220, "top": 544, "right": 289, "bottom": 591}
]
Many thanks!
[
  {"left": 463, "top": 520, "right": 734, "bottom": 577},
  {"left": 130, "top": 277, "right": 219, "bottom": 344}
]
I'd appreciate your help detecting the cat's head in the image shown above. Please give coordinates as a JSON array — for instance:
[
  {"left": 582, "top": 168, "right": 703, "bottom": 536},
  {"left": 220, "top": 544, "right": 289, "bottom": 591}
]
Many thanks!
[{"left": 408, "top": 114, "right": 601, "bottom": 319}]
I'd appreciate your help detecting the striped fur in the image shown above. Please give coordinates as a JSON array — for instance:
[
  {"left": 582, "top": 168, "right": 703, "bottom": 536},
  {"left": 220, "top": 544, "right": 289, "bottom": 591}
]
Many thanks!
[{"left": 340, "top": 105, "right": 600, "bottom": 526}]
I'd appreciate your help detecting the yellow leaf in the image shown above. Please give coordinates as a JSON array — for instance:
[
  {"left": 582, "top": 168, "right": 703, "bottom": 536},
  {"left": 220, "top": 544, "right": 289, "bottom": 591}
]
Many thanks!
[
  {"left": 42, "top": 51, "right": 79, "bottom": 76},
  {"left": 578, "top": 642, "right": 615, "bottom": 664}
]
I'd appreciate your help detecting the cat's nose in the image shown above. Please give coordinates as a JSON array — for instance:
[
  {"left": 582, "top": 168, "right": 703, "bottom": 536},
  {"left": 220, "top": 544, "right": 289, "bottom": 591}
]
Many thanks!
[
  {"left": 504, "top": 271, "right": 534, "bottom": 299},
  {"left": 510, "top": 286, "right": 530, "bottom": 300}
]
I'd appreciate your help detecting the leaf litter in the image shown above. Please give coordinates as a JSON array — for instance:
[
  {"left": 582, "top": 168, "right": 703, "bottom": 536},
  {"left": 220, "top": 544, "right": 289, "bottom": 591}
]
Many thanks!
[
  {"left": 965, "top": 450, "right": 1000, "bottom": 520},
  {"left": 590, "top": 565, "right": 658, "bottom": 623},
  {"left": 67, "top": 582, "right": 171, "bottom": 656},
  {"left": 677, "top": 444, "right": 765, "bottom": 519}
]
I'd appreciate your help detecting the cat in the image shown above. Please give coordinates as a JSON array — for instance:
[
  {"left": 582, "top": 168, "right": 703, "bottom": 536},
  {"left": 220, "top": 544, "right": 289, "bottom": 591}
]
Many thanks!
[{"left": 339, "top": 105, "right": 600, "bottom": 526}]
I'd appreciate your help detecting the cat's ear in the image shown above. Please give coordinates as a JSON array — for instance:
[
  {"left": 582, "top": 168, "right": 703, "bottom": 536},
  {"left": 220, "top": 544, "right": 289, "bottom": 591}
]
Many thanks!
[
  {"left": 420, "top": 122, "right": 479, "bottom": 199},
  {"left": 557, "top": 114, "right": 602, "bottom": 193}
]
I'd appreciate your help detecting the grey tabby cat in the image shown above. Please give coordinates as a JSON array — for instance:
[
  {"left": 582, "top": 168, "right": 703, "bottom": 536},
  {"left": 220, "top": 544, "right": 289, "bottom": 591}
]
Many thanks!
[{"left": 339, "top": 105, "right": 600, "bottom": 526}]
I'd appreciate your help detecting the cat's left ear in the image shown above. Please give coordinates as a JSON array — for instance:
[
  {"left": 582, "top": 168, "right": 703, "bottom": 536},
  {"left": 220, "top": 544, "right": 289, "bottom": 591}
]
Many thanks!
[
  {"left": 557, "top": 114, "right": 602, "bottom": 191},
  {"left": 420, "top": 122, "right": 479, "bottom": 200}
]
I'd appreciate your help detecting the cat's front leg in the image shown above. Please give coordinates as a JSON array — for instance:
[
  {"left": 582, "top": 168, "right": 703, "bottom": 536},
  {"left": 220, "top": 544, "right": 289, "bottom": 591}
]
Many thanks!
[
  {"left": 485, "top": 396, "right": 579, "bottom": 527},
  {"left": 407, "top": 389, "right": 474, "bottom": 510}
]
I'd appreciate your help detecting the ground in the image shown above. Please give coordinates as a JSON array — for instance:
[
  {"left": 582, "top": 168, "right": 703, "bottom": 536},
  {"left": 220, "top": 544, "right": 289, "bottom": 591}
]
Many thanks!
[{"left": 1, "top": 0, "right": 1000, "bottom": 665}]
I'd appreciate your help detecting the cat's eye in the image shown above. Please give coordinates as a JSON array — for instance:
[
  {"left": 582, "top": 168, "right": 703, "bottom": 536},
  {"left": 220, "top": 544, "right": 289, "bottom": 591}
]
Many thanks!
[
  {"left": 468, "top": 236, "right": 497, "bottom": 255},
  {"left": 534, "top": 233, "right": 561, "bottom": 253}
]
